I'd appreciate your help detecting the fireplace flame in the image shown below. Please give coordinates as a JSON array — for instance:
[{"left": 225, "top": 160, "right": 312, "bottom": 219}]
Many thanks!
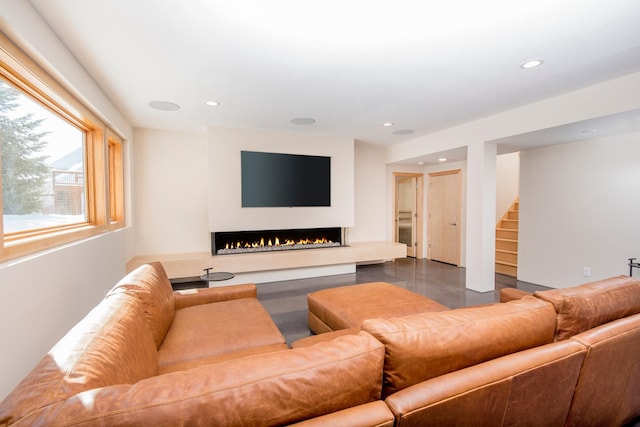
[{"left": 224, "top": 235, "right": 333, "bottom": 251}]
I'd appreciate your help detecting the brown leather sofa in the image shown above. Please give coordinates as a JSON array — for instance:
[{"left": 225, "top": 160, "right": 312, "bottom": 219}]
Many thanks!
[
  {"left": 0, "top": 263, "right": 394, "bottom": 426},
  {"left": 385, "top": 276, "right": 640, "bottom": 426},
  {"left": 298, "top": 275, "right": 640, "bottom": 426},
  {"left": 504, "top": 275, "right": 640, "bottom": 426},
  {"left": 2, "top": 263, "right": 639, "bottom": 426},
  {"left": 366, "top": 296, "right": 588, "bottom": 425}
]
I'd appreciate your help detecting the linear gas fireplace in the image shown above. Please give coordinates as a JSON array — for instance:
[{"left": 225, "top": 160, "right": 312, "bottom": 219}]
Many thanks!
[{"left": 212, "top": 227, "right": 344, "bottom": 255}]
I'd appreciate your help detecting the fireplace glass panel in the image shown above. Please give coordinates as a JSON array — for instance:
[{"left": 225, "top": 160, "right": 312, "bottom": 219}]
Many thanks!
[{"left": 212, "top": 227, "right": 343, "bottom": 255}]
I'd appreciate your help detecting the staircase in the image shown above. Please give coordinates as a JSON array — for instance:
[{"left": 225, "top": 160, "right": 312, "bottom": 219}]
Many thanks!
[{"left": 495, "top": 199, "right": 519, "bottom": 277}]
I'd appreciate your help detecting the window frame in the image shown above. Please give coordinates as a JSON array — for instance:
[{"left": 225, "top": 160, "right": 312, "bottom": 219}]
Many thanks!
[
  {"left": 107, "top": 130, "right": 125, "bottom": 230},
  {"left": 0, "top": 31, "right": 122, "bottom": 262}
]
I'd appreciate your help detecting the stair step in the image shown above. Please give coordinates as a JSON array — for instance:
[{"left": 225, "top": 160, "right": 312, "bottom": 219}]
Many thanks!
[
  {"left": 496, "top": 261, "right": 517, "bottom": 277},
  {"left": 496, "top": 260, "right": 517, "bottom": 267},
  {"left": 500, "top": 219, "right": 519, "bottom": 229},
  {"left": 496, "top": 228, "right": 518, "bottom": 239},
  {"left": 496, "top": 249, "right": 518, "bottom": 264},
  {"left": 508, "top": 211, "right": 519, "bottom": 220},
  {"left": 496, "top": 239, "right": 518, "bottom": 251}
]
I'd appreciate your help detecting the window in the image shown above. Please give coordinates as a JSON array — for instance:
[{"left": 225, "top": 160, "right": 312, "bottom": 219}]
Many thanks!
[
  {"left": 0, "top": 32, "right": 122, "bottom": 262},
  {"left": 1, "top": 77, "right": 86, "bottom": 233}
]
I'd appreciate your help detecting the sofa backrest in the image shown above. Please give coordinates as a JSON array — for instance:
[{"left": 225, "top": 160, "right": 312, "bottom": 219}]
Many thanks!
[
  {"left": 7, "top": 332, "right": 385, "bottom": 426},
  {"left": 565, "top": 313, "right": 640, "bottom": 427},
  {"left": 108, "top": 262, "right": 176, "bottom": 347},
  {"left": 385, "top": 339, "right": 587, "bottom": 426},
  {"left": 0, "top": 293, "right": 158, "bottom": 426},
  {"left": 534, "top": 275, "right": 640, "bottom": 341},
  {"left": 362, "top": 296, "right": 557, "bottom": 397}
]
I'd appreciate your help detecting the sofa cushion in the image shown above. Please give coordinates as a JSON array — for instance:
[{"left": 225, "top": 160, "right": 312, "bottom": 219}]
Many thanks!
[
  {"left": 157, "top": 298, "right": 286, "bottom": 373},
  {"left": 10, "top": 332, "right": 385, "bottom": 426},
  {"left": 534, "top": 275, "right": 640, "bottom": 340},
  {"left": 362, "top": 296, "right": 557, "bottom": 396},
  {"left": 0, "top": 293, "right": 158, "bottom": 426},
  {"left": 307, "top": 282, "right": 449, "bottom": 334},
  {"left": 108, "top": 262, "right": 175, "bottom": 347}
]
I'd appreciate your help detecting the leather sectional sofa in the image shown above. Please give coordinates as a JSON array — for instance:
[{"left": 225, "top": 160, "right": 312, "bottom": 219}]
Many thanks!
[
  {"left": 1, "top": 263, "right": 639, "bottom": 426},
  {"left": 0, "top": 262, "right": 392, "bottom": 426}
]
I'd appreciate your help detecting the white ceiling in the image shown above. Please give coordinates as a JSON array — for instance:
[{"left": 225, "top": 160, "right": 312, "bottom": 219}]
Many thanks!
[{"left": 29, "top": 0, "right": 640, "bottom": 157}]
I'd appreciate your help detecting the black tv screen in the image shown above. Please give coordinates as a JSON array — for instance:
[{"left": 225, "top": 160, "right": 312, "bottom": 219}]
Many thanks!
[{"left": 241, "top": 151, "right": 331, "bottom": 207}]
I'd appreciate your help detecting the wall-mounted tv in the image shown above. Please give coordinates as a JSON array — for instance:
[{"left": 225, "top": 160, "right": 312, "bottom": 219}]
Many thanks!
[{"left": 241, "top": 151, "right": 331, "bottom": 207}]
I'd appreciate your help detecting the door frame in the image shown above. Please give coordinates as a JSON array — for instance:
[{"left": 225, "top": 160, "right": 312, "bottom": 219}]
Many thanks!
[
  {"left": 427, "top": 169, "right": 462, "bottom": 266},
  {"left": 393, "top": 172, "right": 424, "bottom": 258}
]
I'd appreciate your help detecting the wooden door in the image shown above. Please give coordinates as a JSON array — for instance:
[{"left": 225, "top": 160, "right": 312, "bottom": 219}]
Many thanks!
[
  {"left": 428, "top": 170, "right": 461, "bottom": 265},
  {"left": 394, "top": 173, "right": 423, "bottom": 258}
]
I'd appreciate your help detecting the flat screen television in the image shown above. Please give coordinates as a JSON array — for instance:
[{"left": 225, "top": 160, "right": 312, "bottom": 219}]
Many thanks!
[{"left": 241, "top": 151, "right": 331, "bottom": 207}]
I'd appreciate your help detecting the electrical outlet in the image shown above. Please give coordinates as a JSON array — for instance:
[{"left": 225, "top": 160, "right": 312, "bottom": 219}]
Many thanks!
[{"left": 582, "top": 267, "right": 591, "bottom": 277}]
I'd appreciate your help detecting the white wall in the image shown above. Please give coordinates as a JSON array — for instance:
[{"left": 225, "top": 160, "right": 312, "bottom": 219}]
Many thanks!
[
  {"left": 207, "top": 126, "right": 355, "bottom": 232},
  {"left": 132, "top": 127, "right": 394, "bottom": 256},
  {"left": 350, "top": 142, "right": 386, "bottom": 242},
  {"left": 133, "top": 128, "right": 209, "bottom": 255},
  {"left": 132, "top": 127, "right": 388, "bottom": 255},
  {"left": 0, "top": 2, "right": 134, "bottom": 400},
  {"left": 0, "top": 231, "right": 128, "bottom": 400},
  {"left": 496, "top": 152, "right": 520, "bottom": 222},
  {"left": 518, "top": 133, "right": 640, "bottom": 287},
  {"left": 387, "top": 73, "right": 640, "bottom": 166}
]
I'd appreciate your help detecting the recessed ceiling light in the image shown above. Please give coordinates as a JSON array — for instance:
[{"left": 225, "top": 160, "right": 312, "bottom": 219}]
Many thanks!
[
  {"left": 205, "top": 100, "right": 220, "bottom": 107},
  {"left": 291, "top": 117, "right": 316, "bottom": 125},
  {"left": 392, "top": 129, "right": 414, "bottom": 135},
  {"left": 581, "top": 129, "right": 597, "bottom": 134},
  {"left": 148, "top": 100, "right": 181, "bottom": 111},
  {"left": 418, "top": 161, "right": 425, "bottom": 166},
  {"left": 520, "top": 59, "right": 544, "bottom": 69},
  {"left": 438, "top": 158, "right": 448, "bottom": 162},
  {"left": 383, "top": 122, "right": 394, "bottom": 127}
]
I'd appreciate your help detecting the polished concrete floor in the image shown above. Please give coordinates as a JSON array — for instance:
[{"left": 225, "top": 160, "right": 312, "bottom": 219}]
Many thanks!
[{"left": 256, "top": 258, "right": 550, "bottom": 345}]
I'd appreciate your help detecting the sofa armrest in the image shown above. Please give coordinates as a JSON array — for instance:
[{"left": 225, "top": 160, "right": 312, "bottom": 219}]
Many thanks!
[
  {"left": 288, "top": 401, "right": 395, "bottom": 427},
  {"left": 500, "top": 287, "right": 532, "bottom": 302},
  {"left": 174, "top": 283, "right": 257, "bottom": 309}
]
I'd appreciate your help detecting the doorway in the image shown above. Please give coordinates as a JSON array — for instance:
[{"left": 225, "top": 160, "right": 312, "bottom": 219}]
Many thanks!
[
  {"left": 428, "top": 169, "right": 461, "bottom": 265},
  {"left": 394, "top": 173, "right": 423, "bottom": 258}
]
